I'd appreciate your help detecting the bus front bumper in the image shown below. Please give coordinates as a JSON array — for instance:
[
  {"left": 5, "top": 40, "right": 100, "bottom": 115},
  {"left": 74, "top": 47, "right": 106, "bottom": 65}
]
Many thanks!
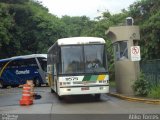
[{"left": 58, "top": 85, "right": 109, "bottom": 96}]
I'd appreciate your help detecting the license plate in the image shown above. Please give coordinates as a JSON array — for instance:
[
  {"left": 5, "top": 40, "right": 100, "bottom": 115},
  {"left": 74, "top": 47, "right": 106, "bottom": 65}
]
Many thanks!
[{"left": 81, "top": 87, "right": 89, "bottom": 90}]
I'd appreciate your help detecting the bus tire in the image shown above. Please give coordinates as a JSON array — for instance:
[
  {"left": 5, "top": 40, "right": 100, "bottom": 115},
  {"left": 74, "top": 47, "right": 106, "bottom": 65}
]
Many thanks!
[
  {"left": 46, "top": 83, "right": 49, "bottom": 86},
  {"left": 95, "top": 94, "right": 101, "bottom": 100},
  {"left": 0, "top": 80, "right": 7, "bottom": 89},
  {"left": 34, "top": 78, "right": 41, "bottom": 87},
  {"left": 58, "top": 95, "right": 63, "bottom": 100},
  {"left": 51, "top": 88, "right": 55, "bottom": 93}
]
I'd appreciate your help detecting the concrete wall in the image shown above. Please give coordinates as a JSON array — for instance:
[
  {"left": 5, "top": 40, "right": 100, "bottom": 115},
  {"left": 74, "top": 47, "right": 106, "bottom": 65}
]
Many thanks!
[
  {"left": 106, "top": 26, "right": 140, "bottom": 42},
  {"left": 115, "top": 61, "right": 140, "bottom": 95}
]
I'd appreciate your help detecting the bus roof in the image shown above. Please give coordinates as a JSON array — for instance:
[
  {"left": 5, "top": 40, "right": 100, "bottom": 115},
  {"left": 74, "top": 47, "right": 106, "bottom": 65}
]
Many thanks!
[
  {"left": 0, "top": 54, "right": 47, "bottom": 63},
  {"left": 57, "top": 37, "right": 106, "bottom": 45}
]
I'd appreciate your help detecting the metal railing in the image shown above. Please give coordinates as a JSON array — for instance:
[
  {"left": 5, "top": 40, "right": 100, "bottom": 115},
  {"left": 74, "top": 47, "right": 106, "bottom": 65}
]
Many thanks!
[{"left": 141, "top": 59, "right": 160, "bottom": 86}]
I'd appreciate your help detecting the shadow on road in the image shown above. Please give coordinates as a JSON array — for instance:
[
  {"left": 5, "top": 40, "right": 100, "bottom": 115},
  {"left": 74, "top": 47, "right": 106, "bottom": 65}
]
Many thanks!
[{"left": 57, "top": 94, "right": 109, "bottom": 104}]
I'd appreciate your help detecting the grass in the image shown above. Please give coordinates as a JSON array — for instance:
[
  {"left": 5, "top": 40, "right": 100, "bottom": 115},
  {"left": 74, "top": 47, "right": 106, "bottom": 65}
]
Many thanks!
[
  {"left": 148, "top": 85, "right": 160, "bottom": 99},
  {"left": 109, "top": 79, "right": 160, "bottom": 99}
]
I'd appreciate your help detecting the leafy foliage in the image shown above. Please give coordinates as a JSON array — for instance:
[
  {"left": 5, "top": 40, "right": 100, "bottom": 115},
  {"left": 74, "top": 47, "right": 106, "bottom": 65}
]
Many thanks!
[
  {"left": 0, "top": 0, "right": 29, "bottom": 4},
  {"left": 0, "top": 0, "right": 67, "bottom": 58},
  {"left": 129, "top": 0, "right": 160, "bottom": 60},
  {"left": 148, "top": 85, "right": 160, "bottom": 99},
  {"left": 61, "top": 15, "right": 101, "bottom": 38},
  {"left": 132, "top": 72, "right": 150, "bottom": 96}
]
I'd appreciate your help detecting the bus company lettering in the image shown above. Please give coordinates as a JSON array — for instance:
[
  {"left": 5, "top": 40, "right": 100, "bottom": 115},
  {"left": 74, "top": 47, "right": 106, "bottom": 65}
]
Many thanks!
[
  {"left": 16, "top": 70, "right": 30, "bottom": 75},
  {"left": 65, "top": 77, "right": 78, "bottom": 81}
]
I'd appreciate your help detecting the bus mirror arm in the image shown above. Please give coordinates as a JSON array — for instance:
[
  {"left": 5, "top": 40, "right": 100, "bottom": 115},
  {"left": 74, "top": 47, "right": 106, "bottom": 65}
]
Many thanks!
[{"left": 106, "top": 53, "right": 110, "bottom": 61}]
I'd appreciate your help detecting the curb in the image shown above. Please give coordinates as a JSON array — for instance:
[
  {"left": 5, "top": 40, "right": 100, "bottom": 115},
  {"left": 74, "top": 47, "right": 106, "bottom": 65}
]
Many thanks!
[{"left": 108, "top": 93, "right": 160, "bottom": 105}]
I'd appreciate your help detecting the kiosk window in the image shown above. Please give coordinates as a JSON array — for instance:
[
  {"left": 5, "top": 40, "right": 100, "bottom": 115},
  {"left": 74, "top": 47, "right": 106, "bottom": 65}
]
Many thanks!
[{"left": 114, "top": 41, "right": 128, "bottom": 61}]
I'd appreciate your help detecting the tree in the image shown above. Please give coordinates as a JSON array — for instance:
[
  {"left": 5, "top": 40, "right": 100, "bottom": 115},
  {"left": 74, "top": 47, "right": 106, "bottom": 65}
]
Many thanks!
[
  {"left": 0, "top": 0, "right": 68, "bottom": 58},
  {"left": 0, "top": 0, "right": 29, "bottom": 4},
  {"left": 0, "top": 3, "right": 15, "bottom": 58},
  {"left": 129, "top": 0, "right": 160, "bottom": 60},
  {"left": 61, "top": 15, "right": 96, "bottom": 37}
]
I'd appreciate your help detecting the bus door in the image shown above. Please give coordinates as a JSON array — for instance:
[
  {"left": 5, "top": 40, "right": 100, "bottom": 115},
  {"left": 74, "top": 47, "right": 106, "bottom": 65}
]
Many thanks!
[
  {"left": 35, "top": 58, "right": 47, "bottom": 84},
  {"left": 53, "top": 64, "right": 58, "bottom": 91}
]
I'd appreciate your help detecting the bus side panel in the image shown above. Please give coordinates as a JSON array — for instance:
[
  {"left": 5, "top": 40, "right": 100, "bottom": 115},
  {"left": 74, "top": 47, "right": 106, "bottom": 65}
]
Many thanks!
[{"left": 1, "top": 66, "right": 42, "bottom": 85}]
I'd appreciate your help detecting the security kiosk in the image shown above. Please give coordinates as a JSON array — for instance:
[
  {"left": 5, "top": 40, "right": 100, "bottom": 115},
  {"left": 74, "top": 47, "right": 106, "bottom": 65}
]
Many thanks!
[{"left": 106, "top": 24, "right": 140, "bottom": 95}]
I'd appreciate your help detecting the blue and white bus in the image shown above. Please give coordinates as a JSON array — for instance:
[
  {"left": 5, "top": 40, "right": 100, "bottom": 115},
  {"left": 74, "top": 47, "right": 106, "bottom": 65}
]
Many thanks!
[{"left": 0, "top": 54, "right": 47, "bottom": 88}]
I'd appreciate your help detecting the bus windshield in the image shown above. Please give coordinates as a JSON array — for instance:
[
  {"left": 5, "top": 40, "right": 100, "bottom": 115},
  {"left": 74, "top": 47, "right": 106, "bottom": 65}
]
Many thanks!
[
  {"left": 84, "top": 45, "right": 106, "bottom": 73},
  {"left": 61, "top": 46, "right": 84, "bottom": 74},
  {"left": 38, "top": 58, "right": 47, "bottom": 72},
  {"left": 61, "top": 44, "right": 107, "bottom": 74}
]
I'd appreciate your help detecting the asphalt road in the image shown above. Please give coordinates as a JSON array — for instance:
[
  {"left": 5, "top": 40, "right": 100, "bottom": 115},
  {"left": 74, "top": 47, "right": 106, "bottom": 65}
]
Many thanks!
[{"left": 0, "top": 87, "right": 160, "bottom": 120}]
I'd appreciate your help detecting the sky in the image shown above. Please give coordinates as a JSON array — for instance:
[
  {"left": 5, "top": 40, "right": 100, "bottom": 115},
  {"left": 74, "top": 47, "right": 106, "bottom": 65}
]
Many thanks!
[{"left": 38, "top": 0, "right": 137, "bottom": 19}]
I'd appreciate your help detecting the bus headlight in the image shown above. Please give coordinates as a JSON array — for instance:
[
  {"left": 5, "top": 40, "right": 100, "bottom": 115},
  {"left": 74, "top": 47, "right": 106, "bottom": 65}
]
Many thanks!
[
  {"left": 63, "top": 88, "right": 71, "bottom": 93},
  {"left": 99, "top": 86, "right": 106, "bottom": 90}
]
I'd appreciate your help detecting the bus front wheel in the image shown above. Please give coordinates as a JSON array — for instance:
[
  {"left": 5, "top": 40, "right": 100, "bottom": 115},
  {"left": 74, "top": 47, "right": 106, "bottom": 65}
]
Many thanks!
[
  {"left": 0, "top": 80, "right": 7, "bottom": 88},
  {"left": 51, "top": 88, "right": 55, "bottom": 93},
  {"left": 34, "top": 78, "right": 41, "bottom": 87},
  {"left": 58, "top": 95, "right": 63, "bottom": 100}
]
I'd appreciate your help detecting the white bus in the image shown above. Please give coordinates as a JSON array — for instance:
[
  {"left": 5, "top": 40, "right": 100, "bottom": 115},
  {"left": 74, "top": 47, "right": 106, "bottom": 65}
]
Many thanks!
[{"left": 47, "top": 37, "right": 109, "bottom": 99}]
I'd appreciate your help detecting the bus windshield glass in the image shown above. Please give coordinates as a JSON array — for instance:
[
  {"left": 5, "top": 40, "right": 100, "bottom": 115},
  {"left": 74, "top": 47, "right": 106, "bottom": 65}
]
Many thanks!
[
  {"left": 38, "top": 58, "right": 47, "bottom": 72},
  {"left": 84, "top": 45, "right": 106, "bottom": 73},
  {"left": 61, "top": 46, "right": 84, "bottom": 74},
  {"left": 61, "top": 44, "right": 107, "bottom": 74}
]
